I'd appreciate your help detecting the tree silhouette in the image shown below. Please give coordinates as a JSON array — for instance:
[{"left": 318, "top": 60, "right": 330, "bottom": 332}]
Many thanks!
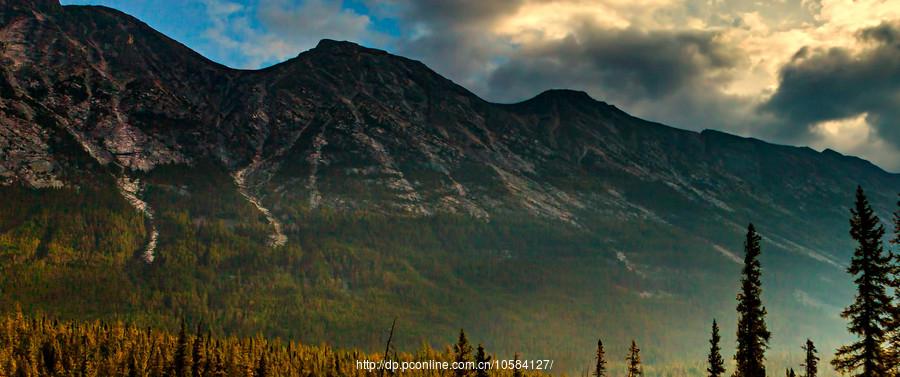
[
  {"left": 801, "top": 339, "right": 818, "bottom": 377},
  {"left": 888, "top": 194, "right": 900, "bottom": 371},
  {"left": 173, "top": 320, "right": 189, "bottom": 377},
  {"left": 708, "top": 320, "right": 725, "bottom": 377},
  {"left": 626, "top": 340, "right": 642, "bottom": 377},
  {"left": 512, "top": 353, "right": 524, "bottom": 377},
  {"left": 734, "top": 224, "right": 770, "bottom": 377},
  {"left": 192, "top": 324, "right": 204, "bottom": 377},
  {"left": 833, "top": 186, "right": 892, "bottom": 377},
  {"left": 454, "top": 329, "right": 473, "bottom": 377},
  {"left": 474, "top": 344, "right": 491, "bottom": 377},
  {"left": 255, "top": 354, "right": 268, "bottom": 377},
  {"left": 595, "top": 338, "right": 607, "bottom": 377}
]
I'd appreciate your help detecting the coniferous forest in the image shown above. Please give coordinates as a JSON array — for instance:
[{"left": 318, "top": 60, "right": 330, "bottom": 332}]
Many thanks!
[{"left": 0, "top": 186, "right": 897, "bottom": 376}]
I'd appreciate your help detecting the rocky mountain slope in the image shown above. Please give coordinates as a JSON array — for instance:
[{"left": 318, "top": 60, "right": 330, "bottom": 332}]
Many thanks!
[
  {"left": 1, "top": 0, "right": 898, "bottom": 372},
  {"left": 4, "top": 0, "right": 896, "bottom": 230}
]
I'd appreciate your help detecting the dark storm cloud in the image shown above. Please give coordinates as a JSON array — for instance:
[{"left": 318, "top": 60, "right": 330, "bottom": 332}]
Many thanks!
[
  {"left": 860, "top": 21, "right": 900, "bottom": 44},
  {"left": 761, "top": 21, "right": 900, "bottom": 147},
  {"left": 368, "top": 0, "right": 524, "bottom": 92},
  {"left": 485, "top": 26, "right": 741, "bottom": 103},
  {"left": 377, "top": 0, "right": 520, "bottom": 25}
]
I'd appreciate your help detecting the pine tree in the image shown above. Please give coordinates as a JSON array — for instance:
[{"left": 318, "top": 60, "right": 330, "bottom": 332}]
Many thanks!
[
  {"left": 173, "top": 321, "right": 190, "bottom": 377},
  {"left": 255, "top": 354, "right": 268, "bottom": 377},
  {"left": 512, "top": 353, "right": 524, "bottom": 377},
  {"left": 474, "top": 344, "right": 490, "bottom": 377},
  {"left": 893, "top": 193, "right": 899, "bottom": 246},
  {"left": 453, "top": 329, "right": 473, "bottom": 377},
  {"left": 708, "top": 320, "right": 725, "bottom": 377},
  {"left": 190, "top": 324, "right": 205, "bottom": 377},
  {"left": 786, "top": 368, "right": 796, "bottom": 377},
  {"left": 127, "top": 353, "right": 139, "bottom": 377},
  {"left": 801, "top": 339, "right": 818, "bottom": 377},
  {"left": 734, "top": 223, "right": 770, "bottom": 377},
  {"left": 832, "top": 186, "right": 892, "bottom": 377},
  {"left": 887, "top": 194, "right": 900, "bottom": 372},
  {"left": 594, "top": 338, "right": 607, "bottom": 377},
  {"left": 626, "top": 340, "right": 642, "bottom": 377},
  {"left": 40, "top": 339, "right": 59, "bottom": 375}
]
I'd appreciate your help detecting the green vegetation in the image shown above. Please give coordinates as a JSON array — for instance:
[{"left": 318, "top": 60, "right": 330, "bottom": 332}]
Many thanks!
[
  {"left": 0, "top": 168, "right": 738, "bottom": 373},
  {"left": 0, "top": 163, "right": 897, "bottom": 376}
]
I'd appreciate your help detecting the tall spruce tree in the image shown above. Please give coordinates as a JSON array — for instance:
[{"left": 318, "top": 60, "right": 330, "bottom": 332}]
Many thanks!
[
  {"left": 454, "top": 329, "right": 473, "bottom": 377},
  {"left": 892, "top": 193, "right": 899, "bottom": 246},
  {"left": 626, "top": 340, "right": 643, "bottom": 377},
  {"left": 512, "top": 353, "right": 524, "bottom": 377},
  {"left": 734, "top": 223, "right": 770, "bottom": 377},
  {"left": 786, "top": 368, "right": 796, "bottom": 377},
  {"left": 192, "top": 324, "right": 204, "bottom": 377},
  {"left": 173, "top": 320, "right": 189, "bottom": 377},
  {"left": 708, "top": 320, "right": 726, "bottom": 377},
  {"left": 832, "top": 186, "right": 892, "bottom": 377},
  {"left": 595, "top": 338, "right": 607, "bottom": 377},
  {"left": 474, "top": 344, "right": 491, "bottom": 377},
  {"left": 255, "top": 354, "right": 268, "bottom": 377},
  {"left": 888, "top": 194, "right": 900, "bottom": 372},
  {"left": 127, "top": 354, "right": 138, "bottom": 377},
  {"left": 801, "top": 339, "right": 818, "bottom": 377}
]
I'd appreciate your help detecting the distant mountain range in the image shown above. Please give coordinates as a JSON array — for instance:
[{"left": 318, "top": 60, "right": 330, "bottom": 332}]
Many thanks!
[{"left": 1, "top": 0, "right": 897, "bottom": 373}]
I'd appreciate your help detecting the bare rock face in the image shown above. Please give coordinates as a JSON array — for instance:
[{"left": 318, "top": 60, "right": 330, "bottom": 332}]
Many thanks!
[{"left": 0, "top": 1, "right": 898, "bottom": 244}]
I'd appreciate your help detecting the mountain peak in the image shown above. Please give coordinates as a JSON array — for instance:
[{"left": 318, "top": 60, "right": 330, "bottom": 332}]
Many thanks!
[
  {"left": 314, "top": 39, "right": 360, "bottom": 50},
  {"left": 312, "top": 39, "right": 387, "bottom": 56},
  {"left": 509, "top": 89, "right": 622, "bottom": 115},
  {"left": 534, "top": 89, "right": 596, "bottom": 102},
  {"left": 821, "top": 148, "right": 843, "bottom": 156}
]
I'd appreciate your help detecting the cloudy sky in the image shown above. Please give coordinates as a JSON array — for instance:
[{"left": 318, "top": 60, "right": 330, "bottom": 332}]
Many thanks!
[{"left": 62, "top": 0, "right": 900, "bottom": 171}]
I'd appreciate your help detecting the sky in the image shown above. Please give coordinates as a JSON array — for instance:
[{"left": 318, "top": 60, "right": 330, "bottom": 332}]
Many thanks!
[{"left": 60, "top": 0, "right": 900, "bottom": 172}]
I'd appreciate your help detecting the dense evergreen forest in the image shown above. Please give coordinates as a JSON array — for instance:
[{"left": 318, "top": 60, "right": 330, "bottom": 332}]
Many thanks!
[
  {"left": 0, "top": 185, "right": 897, "bottom": 376},
  {"left": 0, "top": 309, "right": 547, "bottom": 377}
]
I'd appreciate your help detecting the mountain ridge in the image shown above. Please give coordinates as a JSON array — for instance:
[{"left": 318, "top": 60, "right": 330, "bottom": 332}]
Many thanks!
[
  {"left": 0, "top": 1, "right": 896, "bottom": 180},
  {"left": 1, "top": 1, "right": 896, "bottom": 258},
  {"left": 1, "top": 0, "right": 896, "bottom": 254}
]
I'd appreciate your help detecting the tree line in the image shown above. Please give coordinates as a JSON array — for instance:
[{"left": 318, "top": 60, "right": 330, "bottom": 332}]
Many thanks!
[{"left": 0, "top": 311, "right": 548, "bottom": 377}]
